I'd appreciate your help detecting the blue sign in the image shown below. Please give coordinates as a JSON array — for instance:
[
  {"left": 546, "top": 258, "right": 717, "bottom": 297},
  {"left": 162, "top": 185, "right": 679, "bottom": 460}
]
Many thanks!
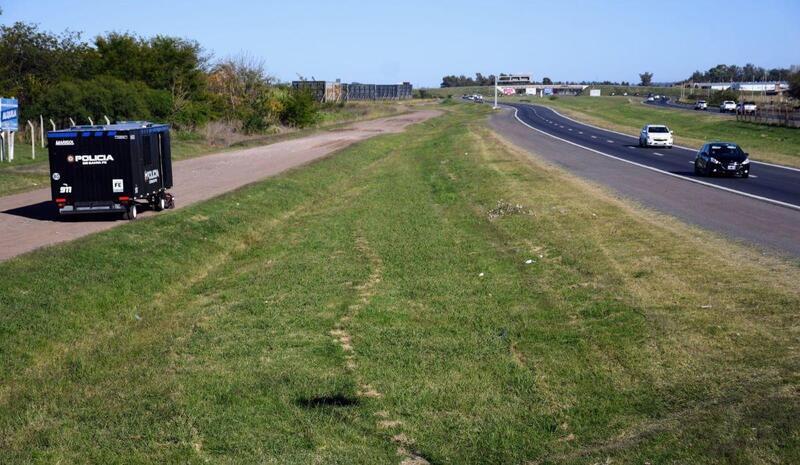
[{"left": 1, "top": 98, "right": 19, "bottom": 131}]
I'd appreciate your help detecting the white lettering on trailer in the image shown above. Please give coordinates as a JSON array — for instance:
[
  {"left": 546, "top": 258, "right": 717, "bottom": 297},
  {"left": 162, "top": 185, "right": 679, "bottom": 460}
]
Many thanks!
[
  {"left": 144, "top": 169, "right": 160, "bottom": 184},
  {"left": 55, "top": 140, "right": 75, "bottom": 146},
  {"left": 73, "top": 154, "right": 115, "bottom": 165},
  {"left": 59, "top": 184, "right": 72, "bottom": 194},
  {"left": 112, "top": 179, "right": 124, "bottom": 193}
]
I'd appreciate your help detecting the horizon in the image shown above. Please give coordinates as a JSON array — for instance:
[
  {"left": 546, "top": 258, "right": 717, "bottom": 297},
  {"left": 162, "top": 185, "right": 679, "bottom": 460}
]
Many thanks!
[{"left": 3, "top": 0, "right": 799, "bottom": 87}]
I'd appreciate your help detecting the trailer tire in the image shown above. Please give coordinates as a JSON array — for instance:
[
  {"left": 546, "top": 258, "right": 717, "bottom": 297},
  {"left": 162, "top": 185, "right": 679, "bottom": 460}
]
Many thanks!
[
  {"left": 125, "top": 204, "right": 137, "bottom": 221},
  {"left": 155, "top": 195, "right": 166, "bottom": 212}
]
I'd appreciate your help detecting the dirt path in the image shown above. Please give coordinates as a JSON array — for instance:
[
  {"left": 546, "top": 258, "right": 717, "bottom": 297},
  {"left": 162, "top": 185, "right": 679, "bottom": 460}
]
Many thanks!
[{"left": 0, "top": 110, "right": 441, "bottom": 262}]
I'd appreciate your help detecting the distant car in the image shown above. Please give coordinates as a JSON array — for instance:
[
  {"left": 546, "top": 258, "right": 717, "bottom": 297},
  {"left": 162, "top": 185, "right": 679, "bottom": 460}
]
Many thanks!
[
  {"left": 693, "top": 142, "right": 750, "bottom": 178},
  {"left": 694, "top": 100, "right": 707, "bottom": 110},
  {"left": 472, "top": 94, "right": 484, "bottom": 103},
  {"left": 720, "top": 100, "right": 737, "bottom": 113},
  {"left": 737, "top": 102, "right": 757, "bottom": 114},
  {"left": 646, "top": 97, "right": 655, "bottom": 102},
  {"left": 639, "top": 124, "right": 674, "bottom": 148}
]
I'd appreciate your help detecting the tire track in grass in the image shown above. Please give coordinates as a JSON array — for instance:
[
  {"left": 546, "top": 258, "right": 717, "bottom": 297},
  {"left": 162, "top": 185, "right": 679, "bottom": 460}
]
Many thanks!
[{"left": 329, "top": 235, "right": 430, "bottom": 465}]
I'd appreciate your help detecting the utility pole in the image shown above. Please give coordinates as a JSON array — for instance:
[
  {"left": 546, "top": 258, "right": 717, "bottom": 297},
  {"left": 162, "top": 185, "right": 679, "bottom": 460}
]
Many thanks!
[{"left": 493, "top": 74, "right": 498, "bottom": 109}]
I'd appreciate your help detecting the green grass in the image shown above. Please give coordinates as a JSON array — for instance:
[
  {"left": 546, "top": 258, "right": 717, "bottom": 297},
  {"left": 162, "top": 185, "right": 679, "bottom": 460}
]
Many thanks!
[
  {"left": 504, "top": 95, "right": 800, "bottom": 167},
  {"left": 1, "top": 103, "right": 798, "bottom": 464},
  {"left": 0, "top": 102, "right": 412, "bottom": 198}
]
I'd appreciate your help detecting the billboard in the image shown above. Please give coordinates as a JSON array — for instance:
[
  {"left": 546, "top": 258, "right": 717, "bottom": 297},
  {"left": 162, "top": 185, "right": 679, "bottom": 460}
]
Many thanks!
[
  {"left": 1, "top": 98, "right": 19, "bottom": 131},
  {"left": 501, "top": 87, "right": 516, "bottom": 96},
  {"left": 589, "top": 89, "right": 601, "bottom": 97}
]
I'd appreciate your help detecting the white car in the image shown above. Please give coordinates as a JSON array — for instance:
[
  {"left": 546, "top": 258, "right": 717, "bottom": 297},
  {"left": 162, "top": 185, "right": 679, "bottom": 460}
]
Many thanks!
[
  {"left": 639, "top": 125, "right": 674, "bottom": 148},
  {"left": 694, "top": 100, "right": 707, "bottom": 110},
  {"left": 720, "top": 100, "right": 736, "bottom": 113},
  {"left": 737, "top": 102, "right": 757, "bottom": 114}
]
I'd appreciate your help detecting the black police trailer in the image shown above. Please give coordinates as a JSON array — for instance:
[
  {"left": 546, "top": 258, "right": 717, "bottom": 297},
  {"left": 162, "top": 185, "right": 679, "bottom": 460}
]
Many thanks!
[{"left": 48, "top": 122, "right": 174, "bottom": 220}]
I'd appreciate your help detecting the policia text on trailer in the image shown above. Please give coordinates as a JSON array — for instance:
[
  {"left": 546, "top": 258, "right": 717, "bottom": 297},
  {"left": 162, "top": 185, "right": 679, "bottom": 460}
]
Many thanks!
[{"left": 47, "top": 122, "right": 174, "bottom": 220}]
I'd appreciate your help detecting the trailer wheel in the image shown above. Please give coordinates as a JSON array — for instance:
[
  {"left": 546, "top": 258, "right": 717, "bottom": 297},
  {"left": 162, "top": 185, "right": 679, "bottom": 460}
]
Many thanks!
[
  {"left": 155, "top": 195, "right": 166, "bottom": 212},
  {"left": 124, "top": 204, "right": 138, "bottom": 221}
]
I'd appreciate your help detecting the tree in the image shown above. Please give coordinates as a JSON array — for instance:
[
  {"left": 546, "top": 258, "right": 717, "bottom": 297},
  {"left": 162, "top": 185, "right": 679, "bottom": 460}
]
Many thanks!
[
  {"left": 788, "top": 72, "right": 800, "bottom": 100},
  {"left": 542, "top": 77, "right": 552, "bottom": 85},
  {"left": 639, "top": 72, "right": 653, "bottom": 86}
]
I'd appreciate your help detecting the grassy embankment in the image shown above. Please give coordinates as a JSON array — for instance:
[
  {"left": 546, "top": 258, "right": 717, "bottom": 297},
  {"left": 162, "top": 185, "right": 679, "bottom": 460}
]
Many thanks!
[
  {"left": 503, "top": 95, "right": 800, "bottom": 167},
  {"left": 0, "top": 101, "right": 410, "bottom": 197},
  {"left": 1, "top": 103, "right": 798, "bottom": 464}
]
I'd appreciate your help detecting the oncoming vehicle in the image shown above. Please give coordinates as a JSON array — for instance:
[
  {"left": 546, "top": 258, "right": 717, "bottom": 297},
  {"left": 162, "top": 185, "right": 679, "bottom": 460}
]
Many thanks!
[
  {"left": 694, "top": 100, "right": 707, "bottom": 110},
  {"left": 639, "top": 124, "right": 674, "bottom": 148},
  {"left": 720, "top": 100, "right": 737, "bottom": 113},
  {"left": 693, "top": 142, "right": 750, "bottom": 178}
]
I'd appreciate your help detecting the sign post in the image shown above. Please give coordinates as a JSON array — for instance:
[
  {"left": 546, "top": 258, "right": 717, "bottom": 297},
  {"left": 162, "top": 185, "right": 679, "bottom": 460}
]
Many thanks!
[{"left": 1, "top": 98, "right": 19, "bottom": 162}]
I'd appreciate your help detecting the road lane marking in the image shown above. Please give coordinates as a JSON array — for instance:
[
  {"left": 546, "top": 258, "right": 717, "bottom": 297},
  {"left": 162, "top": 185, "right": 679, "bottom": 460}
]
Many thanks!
[
  {"left": 568, "top": 128, "right": 572, "bottom": 131},
  {"left": 591, "top": 135, "right": 597, "bottom": 139},
  {"left": 653, "top": 152, "right": 664, "bottom": 157},
  {"left": 535, "top": 105, "right": 800, "bottom": 173},
  {"left": 578, "top": 131, "right": 583, "bottom": 134},
  {"left": 510, "top": 106, "right": 800, "bottom": 212},
  {"left": 606, "top": 140, "right": 614, "bottom": 143}
]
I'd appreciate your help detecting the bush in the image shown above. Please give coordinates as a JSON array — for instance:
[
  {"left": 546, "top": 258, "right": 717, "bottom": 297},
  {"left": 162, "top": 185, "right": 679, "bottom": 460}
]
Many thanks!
[
  {"left": 707, "top": 89, "right": 739, "bottom": 106},
  {"left": 280, "top": 89, "right": 319, "bottom": 128}
]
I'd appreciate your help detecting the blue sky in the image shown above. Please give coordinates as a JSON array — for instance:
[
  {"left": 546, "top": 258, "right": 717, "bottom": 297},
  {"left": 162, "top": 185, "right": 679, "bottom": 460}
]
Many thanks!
[{"left": 3, "top": 0, "right": 799, "bottom": 87}]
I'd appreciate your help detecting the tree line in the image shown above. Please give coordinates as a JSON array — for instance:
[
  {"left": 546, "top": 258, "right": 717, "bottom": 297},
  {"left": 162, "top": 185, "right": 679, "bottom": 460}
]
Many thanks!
[
  {"left": 0, "top": 22, "right": 319, "bottom": 132},
  {"left": 687, "top": 64, "right": 796, "bottom": 83}
]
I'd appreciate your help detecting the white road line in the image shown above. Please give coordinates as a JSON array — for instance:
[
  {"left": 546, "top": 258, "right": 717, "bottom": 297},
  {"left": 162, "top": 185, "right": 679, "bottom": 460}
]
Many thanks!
[
  {"left": 568, "top": 128, "right": 572, "bottom": 131},
  {"left": 750, "top": 174, "right": 758, "bottom": 178},
  {"left": 511, "top": 107, "right": 800, "bottom": 212},
  {"left": 688, "top": 161, "right": 695, "bottom": 164},
  {"left": 627, "top": 146, "right": 635, "bottom": 149},
  {"left": 591, "top": 135, "right": 597, "bottom": 139},
  {"left": 578, "top": 131, "right": 583, "bottom": 135},
  {"left": 653, "top": 152, "right": 664, "bottom": 157},
  {"left": 538, "top": 105, "right": 800, "bottom": 173},
  {"left": 606, "top": 140, "right": 614, "bottom": 143}
]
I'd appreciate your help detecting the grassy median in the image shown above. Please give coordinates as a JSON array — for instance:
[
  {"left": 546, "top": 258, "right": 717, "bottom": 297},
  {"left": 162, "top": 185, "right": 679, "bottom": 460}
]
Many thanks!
[{"left": 0, "top": 103, "right": 798, "bottom": 464}]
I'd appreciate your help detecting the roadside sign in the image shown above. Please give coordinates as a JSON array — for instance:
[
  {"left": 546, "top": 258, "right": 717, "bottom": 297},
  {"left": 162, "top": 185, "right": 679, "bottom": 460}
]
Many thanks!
[
  {"left": 589, "top": 89, "right": 601, "bottom": 97},
  {"left": 1, "top": 98, "right": 19, "bottom": 131}
]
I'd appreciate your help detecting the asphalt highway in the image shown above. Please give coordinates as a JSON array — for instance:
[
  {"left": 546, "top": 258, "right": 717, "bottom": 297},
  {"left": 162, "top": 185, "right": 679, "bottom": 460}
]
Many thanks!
[
  {"left": 490, "top": 103, "right": 800, "bottom": 256},
  {"left": 644, "top": 98, "right": 800, "bottom": 122},
  {"left": 509, "top": 103, "right": 800, "bottom": 209}
]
